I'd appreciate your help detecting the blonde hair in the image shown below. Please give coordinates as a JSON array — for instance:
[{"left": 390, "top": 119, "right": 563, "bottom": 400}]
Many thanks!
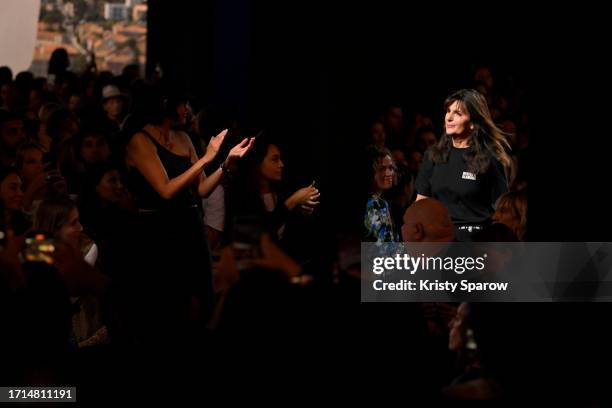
[{"left": 495, "top": 191, "right": 527, "bottom": 240}]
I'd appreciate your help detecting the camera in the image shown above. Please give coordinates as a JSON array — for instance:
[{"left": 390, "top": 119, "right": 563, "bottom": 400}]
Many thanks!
[{"left": 22, "top": 231, "right": 55, "bottom": 265}]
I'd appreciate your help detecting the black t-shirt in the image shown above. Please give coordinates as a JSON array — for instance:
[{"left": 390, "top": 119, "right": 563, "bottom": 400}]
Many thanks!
[{"left": 415, "top": 146, "right": 508, "bottom": 225}]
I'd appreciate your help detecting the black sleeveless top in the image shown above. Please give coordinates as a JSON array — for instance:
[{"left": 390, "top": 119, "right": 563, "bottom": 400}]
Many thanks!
[{"left": 127, "top": 128, "right": 197, "bottom": 212}]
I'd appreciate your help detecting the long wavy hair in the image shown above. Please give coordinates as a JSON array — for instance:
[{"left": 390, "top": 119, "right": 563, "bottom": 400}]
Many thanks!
[{"left": 429, "top": 89, "right": 511, "bottom": 175}]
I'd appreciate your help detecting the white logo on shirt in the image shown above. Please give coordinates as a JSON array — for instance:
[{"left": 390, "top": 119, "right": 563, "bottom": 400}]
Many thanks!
[{"left": 462, "top": 171, "right": 476, "bottom": 180}]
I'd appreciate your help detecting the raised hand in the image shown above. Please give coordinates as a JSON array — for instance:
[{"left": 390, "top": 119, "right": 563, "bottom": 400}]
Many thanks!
[
  {"left": 225, "top": 137, "right": 255, "bottom": 165},
  {"left": 286, "top": 183, "right": 320, "bottom": 211},
  {"left": 204, "top": 129, "right": 228, "bottom": 161}
]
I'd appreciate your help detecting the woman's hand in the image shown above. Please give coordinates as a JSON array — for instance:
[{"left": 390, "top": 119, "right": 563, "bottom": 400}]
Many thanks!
[
  {"left": 285, "top": 183, "right": 320, "bottom": 211},
  {"left": 224, "top": 137, "right": 255, "bottom": 166},
  {"left": 203, "top": 129, "right": 228, "bottom": 162}
]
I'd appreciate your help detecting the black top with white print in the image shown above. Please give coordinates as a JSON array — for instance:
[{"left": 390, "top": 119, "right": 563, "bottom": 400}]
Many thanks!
[{"left": 416, "top": 146, "right": 508, "bottom": 225}]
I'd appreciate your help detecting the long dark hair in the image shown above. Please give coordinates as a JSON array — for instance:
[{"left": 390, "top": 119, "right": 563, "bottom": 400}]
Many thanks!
[
  {"left": 239, "top": 135, "right": 284, "bottom": 194},
  {"left": 364, "top": 145, "right": 395, "bottom": 188},
  {"left": 429, "top": 89, "right": 511, "bottom": 175}
]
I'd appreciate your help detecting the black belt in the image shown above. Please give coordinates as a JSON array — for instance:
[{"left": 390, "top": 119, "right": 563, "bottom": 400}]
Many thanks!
[{"left": 456, "top": 225, "right": 484, "bottom": 232}]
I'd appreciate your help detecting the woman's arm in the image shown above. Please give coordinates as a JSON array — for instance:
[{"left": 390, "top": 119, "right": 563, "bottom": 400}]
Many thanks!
[
  {"left": 416, "top": 194, "right": 429, "bottom": 201},
  {"left": 181, "top": 132, "right": 223, "bottom": 198},
  {"left": 183, "top": 134, "right": 254, "bottom": 198},
  {"left": 284, "top": 184, "right": 320, "bottom": 210},
  {"left": 126, "top": 129, "right": 227, "bottom": 200}
]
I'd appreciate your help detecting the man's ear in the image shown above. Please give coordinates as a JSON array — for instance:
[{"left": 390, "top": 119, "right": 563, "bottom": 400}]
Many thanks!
[{"left": 414, "top": 222, "right": 425, "bottom": 241}]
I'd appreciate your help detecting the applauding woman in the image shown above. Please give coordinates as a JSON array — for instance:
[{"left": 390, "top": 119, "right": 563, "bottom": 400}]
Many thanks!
[{"left": 123, "top": 90, "right": 253, "bottom": 342}]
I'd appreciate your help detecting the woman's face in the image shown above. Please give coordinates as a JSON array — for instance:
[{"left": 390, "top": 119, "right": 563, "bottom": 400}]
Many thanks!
[
  {"left": 259, "top": 144, "right": 284, "bottom": 182},
  {"left": 373, "top": 155, "right": 394, "bottom": 191},
  {"left": 103, "top": 97, "right": 123, "bottom": 120},
  {"left": 445, "top": 100, "right": 473, "bottom": 137},
  {"left": 80, "top": 135, "right": 110, "bottom": 164},
  {"left": 175, "top": 102, "right": 191, "bottom": 126},
  {"left": 95, "top": 170, "right": 125, "bottom": 203},
  {"left": 57, "top": 208, "right": 82, "bottom": 249},
  {"left": 493, "top": 204, "right": 518, "bottom": 232},
  {"left": 21, "top": 148, "right": 45, "bottom": 182},
  {"left": 0, "top": 173, "right": 24, "bottom": 211}
]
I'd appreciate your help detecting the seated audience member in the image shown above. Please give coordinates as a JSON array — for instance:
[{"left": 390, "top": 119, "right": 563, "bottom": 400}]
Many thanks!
[
  {"left": 34, "top": 197, "right": 108, "bottom": 347},
  {"left": 363, "top": 145, "right": 397, "bottom": 243},
  {"left": 0, "top": 166, "right": 29, "bottom": 234},
  {"left": 492, "top": 191, "right": 527, "bottom": 241}
]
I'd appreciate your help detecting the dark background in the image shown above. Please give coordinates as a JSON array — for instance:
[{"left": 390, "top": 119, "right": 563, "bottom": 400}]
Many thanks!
[
  {"left": 145, "top": 1, "right": 612, "bottom": 399},
  {"left": 146, "top": 1, "right": 542, "bottom": 236}
]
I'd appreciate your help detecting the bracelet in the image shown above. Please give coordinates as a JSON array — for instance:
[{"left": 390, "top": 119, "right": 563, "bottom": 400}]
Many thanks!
[{"left": 220, "top": 161, "right": 232, "bottom": 179}]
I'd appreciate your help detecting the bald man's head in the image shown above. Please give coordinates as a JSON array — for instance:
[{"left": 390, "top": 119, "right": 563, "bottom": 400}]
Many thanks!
[{"left": 401, "top": 198, "right": 454, "bottom": 242}]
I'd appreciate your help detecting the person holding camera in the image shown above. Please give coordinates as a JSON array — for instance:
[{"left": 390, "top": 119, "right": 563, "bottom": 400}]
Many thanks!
[
  {"left": 15, "top": 143, "right": 68, "bottom": 216},
  {"left": 225, "top": 137, "right": 320, "bottom": 266}
]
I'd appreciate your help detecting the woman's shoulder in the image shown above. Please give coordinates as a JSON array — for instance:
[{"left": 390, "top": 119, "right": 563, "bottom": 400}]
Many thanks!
[
  {"left": 126, "top": 131, "right": 156, "bottom": 153},
  {"left": 127, "top": 130, "right": 149, "bottom": 145}
]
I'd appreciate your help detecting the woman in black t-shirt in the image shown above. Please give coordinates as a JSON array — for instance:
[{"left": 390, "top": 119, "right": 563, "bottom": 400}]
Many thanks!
[{"left": 415, "top": 89, "right": 511, "bottom": 241}]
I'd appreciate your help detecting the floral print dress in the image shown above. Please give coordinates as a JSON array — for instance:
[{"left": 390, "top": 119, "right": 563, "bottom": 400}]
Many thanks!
[{"left": 363, "top": 195, "right": 398, "bottom": 243}]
